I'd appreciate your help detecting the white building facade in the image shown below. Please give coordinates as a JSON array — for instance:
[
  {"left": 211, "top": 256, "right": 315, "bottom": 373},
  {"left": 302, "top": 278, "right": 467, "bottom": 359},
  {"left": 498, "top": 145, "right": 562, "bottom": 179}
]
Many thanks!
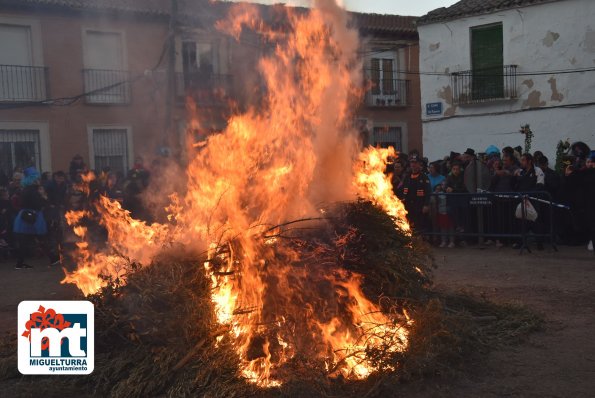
[{"left": 418, "top": 0, "right": 595, "bottom": 161}]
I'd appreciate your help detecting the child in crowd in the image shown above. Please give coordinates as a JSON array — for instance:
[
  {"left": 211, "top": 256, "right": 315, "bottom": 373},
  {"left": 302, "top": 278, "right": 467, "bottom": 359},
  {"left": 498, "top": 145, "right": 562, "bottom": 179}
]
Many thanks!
[{"left": 435, "top": 182, "right": 455, "bottom": 248}]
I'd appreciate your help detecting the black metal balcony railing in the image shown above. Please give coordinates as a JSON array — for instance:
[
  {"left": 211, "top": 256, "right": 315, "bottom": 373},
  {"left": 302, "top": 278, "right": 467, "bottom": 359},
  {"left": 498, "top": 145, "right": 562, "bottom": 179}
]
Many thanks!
[
  {"left": 0, "top": 64, "right": 48, "bottom": 102},
  {"left": 451, "top": 65, "right": 518, "bottom": 105},
  {"left": 364, "top": 77, "right": 410, "bottom": 107},
  {"left": 83, "top": 69, "right": 131, "bottom": 104},
  {"left": 176, "top": 72, "right": 233, "bottom": 105}
]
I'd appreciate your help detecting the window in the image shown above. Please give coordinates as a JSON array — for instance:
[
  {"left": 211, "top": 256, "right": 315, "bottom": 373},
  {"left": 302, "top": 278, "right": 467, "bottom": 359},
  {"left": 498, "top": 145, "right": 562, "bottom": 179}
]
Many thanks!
[
  {"left": 370, "top": 58, "right": 396, "bottom": 96},
  {"left": 83, "top": 30, "right": 129, "bottom": 103},
  {"left": 451, "top": 23, "right": 516, "bottom": 105},
  {"left": 470, "top": 24, "right": 504, "bottom": 100},
  {"left": 177, "top": 40, "right": 232, "bottom": 103},
  {"left": 0, "top": 23, "right": 46, "bottom": 101},
  {"left": 365, "top": 53, "right": 408, "bottom": 107},
  {"left": 91, "top": 128, "right": 129, "bottom": 175},
  {"left": 181, "top": 41, "right": 214, "bottom": 90},
  {"left": 0, "top": 130, "right": 41, "bottom": 175},
  {"left": 372, "top": 127, "right": 402, "bottom": 151},
  {"left": 0, "top": 24, "right": 32, "bottom": 66},
  {"left": 182, "top": 41, "right": 213, "bottom": 74}
]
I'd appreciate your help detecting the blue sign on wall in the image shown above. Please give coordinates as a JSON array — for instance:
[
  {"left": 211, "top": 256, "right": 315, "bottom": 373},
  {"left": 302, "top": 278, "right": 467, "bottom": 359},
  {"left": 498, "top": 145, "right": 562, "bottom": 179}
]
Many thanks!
[{"left": 426, "top": 102, "right": 443, "bottom": 116}]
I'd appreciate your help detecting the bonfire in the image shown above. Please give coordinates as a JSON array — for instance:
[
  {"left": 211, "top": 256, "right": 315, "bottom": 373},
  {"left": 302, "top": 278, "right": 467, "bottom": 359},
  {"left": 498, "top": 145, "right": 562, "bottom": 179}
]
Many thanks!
[
  {"left": 0, "top": 1, "right": 541, "bottom": 397},
  {"left": 61, "top": 0, "right": 420, "bottom": 387}
]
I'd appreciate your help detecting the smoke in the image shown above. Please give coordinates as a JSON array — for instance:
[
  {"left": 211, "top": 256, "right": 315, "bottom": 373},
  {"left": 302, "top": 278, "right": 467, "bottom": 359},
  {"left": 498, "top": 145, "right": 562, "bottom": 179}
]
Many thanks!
[
  {"left": 131, "top": 0, "right": 365, "bottom": 227},
  {"left": 174, "top": 0, "right": 364, "bottom": 238},
  {"left": 68, "top": 0, "right": 367, "bottom": 272}
]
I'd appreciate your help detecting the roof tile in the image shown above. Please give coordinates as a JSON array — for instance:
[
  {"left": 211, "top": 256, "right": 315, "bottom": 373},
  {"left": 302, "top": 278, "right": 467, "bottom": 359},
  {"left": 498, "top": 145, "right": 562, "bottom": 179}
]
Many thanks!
[
  {"left": 0, "top": 0, "right": 417, "bottom": 36},
  {"left": 417, "top": 0, "right": 565, "bottom": 25}
]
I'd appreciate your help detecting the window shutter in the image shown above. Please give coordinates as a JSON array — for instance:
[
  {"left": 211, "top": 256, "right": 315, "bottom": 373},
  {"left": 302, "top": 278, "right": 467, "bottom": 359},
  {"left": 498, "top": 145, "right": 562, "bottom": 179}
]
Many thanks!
[
  {"left": 370, "top": 58, "right": 380, "bottom": 95},
  {"left": 382, "top": 59, "right": 395, "bottom": 95},
  {"left": 93, "top": 129, "right": 129, "bottom": 175},
  {"left": 471, "top": 24, "right": 504, "bottom": 100}
]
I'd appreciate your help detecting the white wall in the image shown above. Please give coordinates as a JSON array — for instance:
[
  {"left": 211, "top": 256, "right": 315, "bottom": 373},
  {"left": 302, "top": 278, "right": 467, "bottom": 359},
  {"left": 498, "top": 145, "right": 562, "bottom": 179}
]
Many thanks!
[
  {"left": 423, "top": 106, "right": 595, "bottom": 161},
  {"left": 418, "top": 0, "right": 595, "bottom": 161}
]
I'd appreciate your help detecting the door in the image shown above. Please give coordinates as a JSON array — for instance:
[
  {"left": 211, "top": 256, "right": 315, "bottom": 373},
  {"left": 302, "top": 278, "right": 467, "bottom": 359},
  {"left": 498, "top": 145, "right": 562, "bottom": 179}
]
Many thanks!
[
  {"left": 0, "top": 24, "right": 42, "bottom": 101},
  {"left": 471, "top": 24, "right": 504, "bottom": 100},
  {"left": 84, "top": 31, "right": 128, "bottom": 103},
  {"left": 369, "top": 56, "right": 398, "bottom": 106},
  {"left": 181, "top": 41, "right": 214, "bottom": 92}
]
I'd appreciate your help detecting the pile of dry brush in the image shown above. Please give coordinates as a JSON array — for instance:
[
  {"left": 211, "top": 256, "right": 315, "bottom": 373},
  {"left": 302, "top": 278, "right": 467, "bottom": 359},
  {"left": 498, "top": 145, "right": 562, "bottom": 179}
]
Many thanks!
[{"left": 0, "top": 201, "right": 542, "bottom": 397}]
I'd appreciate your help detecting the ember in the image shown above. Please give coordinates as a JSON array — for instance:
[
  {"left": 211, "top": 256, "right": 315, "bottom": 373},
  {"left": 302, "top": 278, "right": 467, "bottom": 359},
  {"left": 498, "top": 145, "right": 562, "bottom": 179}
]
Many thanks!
[{"left": 62, "top": 0, "right": 418, "bottom": 387}]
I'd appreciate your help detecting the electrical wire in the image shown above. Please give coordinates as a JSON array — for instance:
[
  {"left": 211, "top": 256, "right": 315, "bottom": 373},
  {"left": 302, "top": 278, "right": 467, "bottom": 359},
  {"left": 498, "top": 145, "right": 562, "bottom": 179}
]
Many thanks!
[
  {"left": 0, "top": 35, "right": 171, "bottom": 111},
  {"left": 2, "top": 32, "right": 595, "bottom": 110}
]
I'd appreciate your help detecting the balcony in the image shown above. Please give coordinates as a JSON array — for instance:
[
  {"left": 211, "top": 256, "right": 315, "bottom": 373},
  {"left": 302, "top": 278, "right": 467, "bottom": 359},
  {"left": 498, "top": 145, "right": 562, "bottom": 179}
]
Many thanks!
[
  {"left": 451, "top": 65, "right": 518, "bottom": 105},
  {"left": 0, "top": 64, "right": 48, "bottom": 102},
  {"left": 176, "top": 72, "right": 233, "bottom": 106},
  {"left": 364, "top": 77, "right": 410, "bottom": 107},
  {"left": 83, "top": 69, "right": 131, "bottom": 104}
]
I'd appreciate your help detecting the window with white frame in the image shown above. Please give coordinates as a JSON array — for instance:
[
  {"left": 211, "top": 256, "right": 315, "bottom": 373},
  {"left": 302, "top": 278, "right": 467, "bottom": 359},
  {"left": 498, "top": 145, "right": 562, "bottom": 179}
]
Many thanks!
[
  {"left": 0, "top": 23, "right": 46, "bottom": 101},
  {"left": 182, "top": 41, "right": 213, "bottom": 75},
  {"left": 180, "top": 40, "right": 216, "bottom": 93},
  {"left": 0, "top": 129, "right": 41, "bottom": 175},
  {"left": 91, "top": 128, "right": 129, "bottom": 175},
  {"left": 370, "top": 58, "right": 396, "bottom": 96},
  {"left": 366, "top": 50, "right": 408, "bottom": 107},
  {"left": 83, "top": 30, "right": 129, "bottom": 103},
  {"left": 175, "top": 35, "right": 233, "bottom": 102}
]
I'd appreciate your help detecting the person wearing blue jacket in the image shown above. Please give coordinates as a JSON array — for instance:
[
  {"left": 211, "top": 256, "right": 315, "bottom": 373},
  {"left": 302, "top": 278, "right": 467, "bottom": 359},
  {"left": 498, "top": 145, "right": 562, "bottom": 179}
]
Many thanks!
[{"left": 13, "top": 167, "right": 60, "bottom": 269}]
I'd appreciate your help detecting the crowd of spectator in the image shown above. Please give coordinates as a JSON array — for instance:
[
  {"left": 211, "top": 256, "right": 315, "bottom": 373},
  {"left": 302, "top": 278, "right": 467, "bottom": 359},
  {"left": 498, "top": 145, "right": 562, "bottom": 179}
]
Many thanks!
[
  {"left": 0, "top": 155, "right": 152, "bottom": 269},
  {"left": 390, "top": 143, "right": 595, "bottom": 252},
  {"left": 2, "top": 143, "right": 594, "bottom": 270}
]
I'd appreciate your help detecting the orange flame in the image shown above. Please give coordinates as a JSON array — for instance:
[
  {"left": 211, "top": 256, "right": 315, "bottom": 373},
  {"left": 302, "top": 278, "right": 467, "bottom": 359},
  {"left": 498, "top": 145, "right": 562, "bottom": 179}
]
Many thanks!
[
  {"left": 62, "top": 0, "right": 415, "bottom": 386},
  {"left": 355, "top": 146, "right": 410, "bottom": 231}
]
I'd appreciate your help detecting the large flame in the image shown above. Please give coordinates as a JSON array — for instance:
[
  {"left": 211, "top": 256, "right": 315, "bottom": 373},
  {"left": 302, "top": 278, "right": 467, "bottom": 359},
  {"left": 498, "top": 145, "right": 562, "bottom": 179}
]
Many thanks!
[{"left": 63, "top": 0, "right": 413, "bottom": 386}]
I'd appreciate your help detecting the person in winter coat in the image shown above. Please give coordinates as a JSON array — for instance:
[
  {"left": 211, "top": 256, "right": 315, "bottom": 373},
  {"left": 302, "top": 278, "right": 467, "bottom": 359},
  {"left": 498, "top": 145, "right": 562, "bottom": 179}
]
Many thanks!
[
  {"left": 583, "top": 151, "right": 595, "bottom": 252},
  {"left": 397, "top": 155, "right": 431, "bottom": 231},
  {"left": 513, "top": 154, "right": 546, "bottom": 250},
  {"left": 514, "top": 153, "right": 545, "bottom": 192},
  {"left": 13, "top": 167, "right": 60, "bottom": 269},
  {"left": 445, "top": 162, "right": 467, "bottom": 193},
  {"left": 69, "top": 155, "right": 87, "bottom": 182}
]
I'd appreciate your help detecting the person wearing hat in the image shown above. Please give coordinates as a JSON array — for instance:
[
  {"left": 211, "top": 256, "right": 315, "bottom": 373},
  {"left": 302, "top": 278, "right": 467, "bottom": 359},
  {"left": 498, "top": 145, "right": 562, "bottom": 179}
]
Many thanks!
[
  {"left": 397, "top": 155, "right": 431, "bottom": 232},
  {"left": 462, "top": 148, "right": 476, "bottom": 168},
  {"left": 127, "top": 156, "right": 151, "bottom": 189},
  {"left": 485, "top": 145, "right": 501, "bottom": 173},
  {"left": 13, "top": 167, "right": 60, "bottom": 269},
  {"left": 485, "top": 145, "right": 500, "bottom": 157}
]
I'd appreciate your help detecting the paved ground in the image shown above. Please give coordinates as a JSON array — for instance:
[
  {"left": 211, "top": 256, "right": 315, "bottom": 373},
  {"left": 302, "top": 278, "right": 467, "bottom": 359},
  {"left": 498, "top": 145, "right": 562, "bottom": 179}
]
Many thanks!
[
  {"left": 1, "top": 245, "right": 594, "bottom": 397},
  {"left": 0, "top": 257, "right": 80, "bottom": 335},
  {"left": 407, "top": 245, "right": 595, "bottom": 398}
]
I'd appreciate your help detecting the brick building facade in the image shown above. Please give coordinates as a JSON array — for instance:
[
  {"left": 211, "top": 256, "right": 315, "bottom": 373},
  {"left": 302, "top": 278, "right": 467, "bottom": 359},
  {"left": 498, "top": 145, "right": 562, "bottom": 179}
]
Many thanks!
[{"left": 0, "top": 0, "right": 422, "bottom": 176}]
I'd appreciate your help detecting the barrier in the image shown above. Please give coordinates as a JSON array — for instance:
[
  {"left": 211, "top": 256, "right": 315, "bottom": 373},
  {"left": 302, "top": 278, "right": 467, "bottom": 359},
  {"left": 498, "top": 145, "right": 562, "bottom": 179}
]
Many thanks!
[{"left": 422, "top": 191, "right": 561, "bottom": 254}]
